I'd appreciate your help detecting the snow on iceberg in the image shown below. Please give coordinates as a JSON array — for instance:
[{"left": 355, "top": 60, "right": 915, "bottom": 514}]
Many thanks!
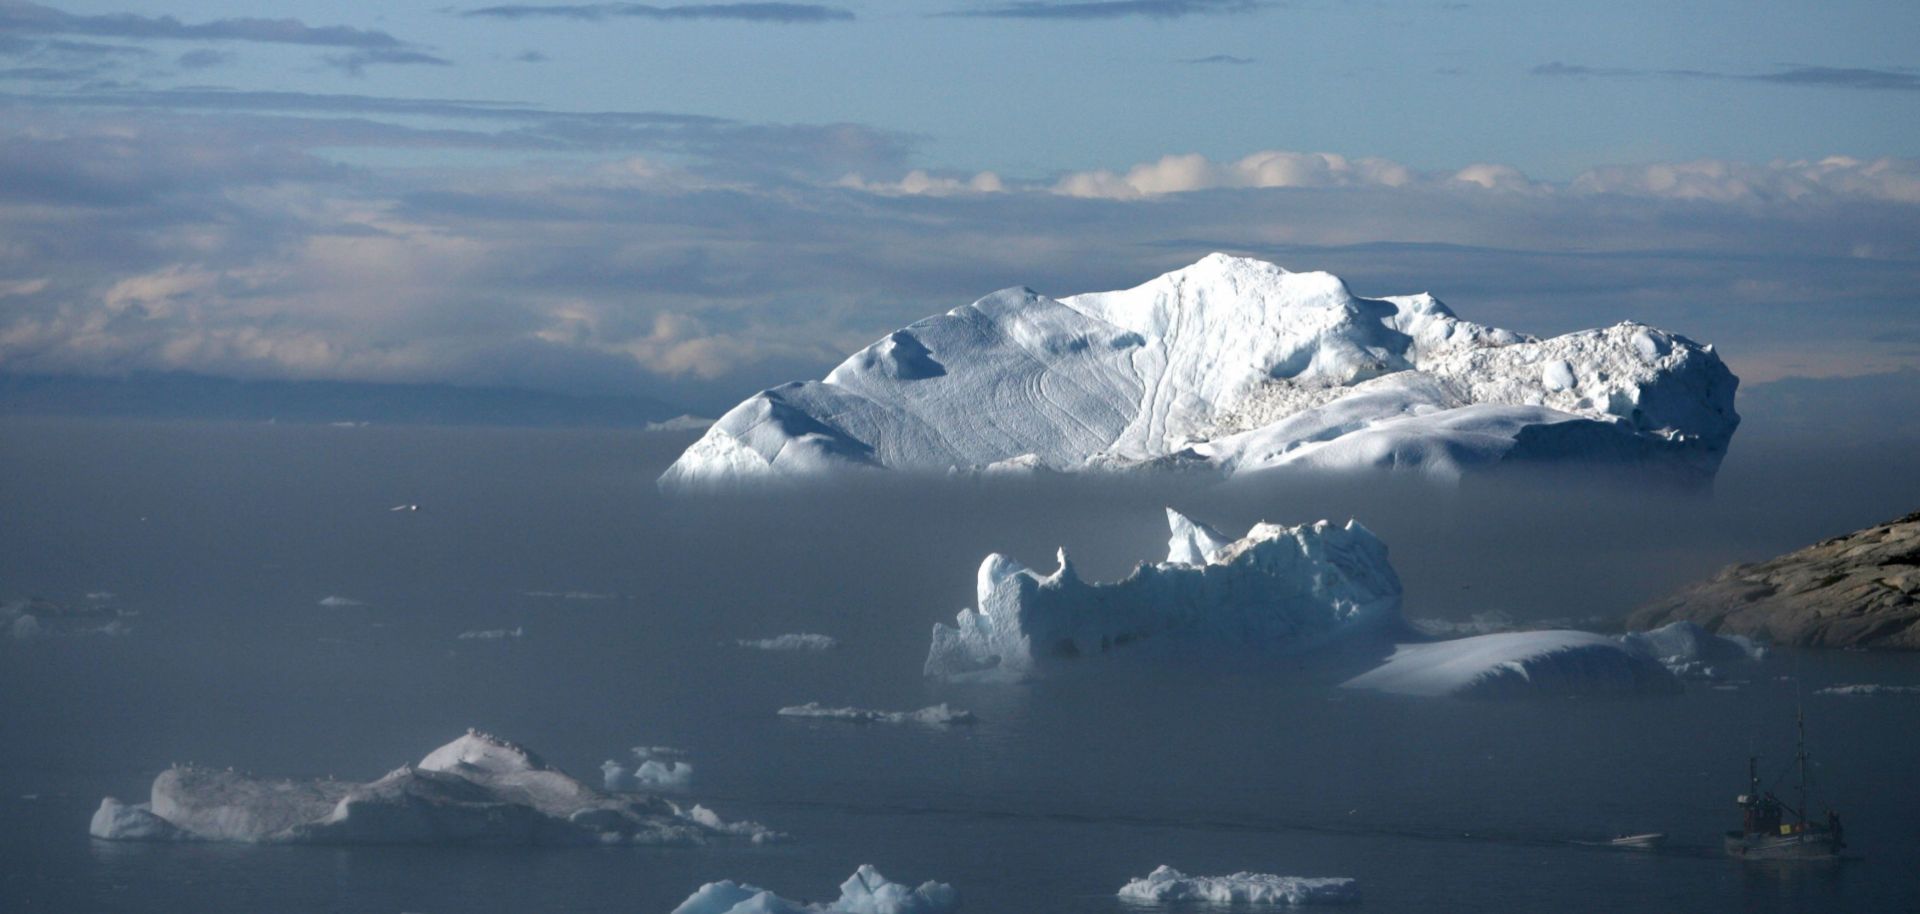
[
  {"left": 1118, "top": 866, "right": 1359, "bottom": 906},
  {"left": 90, "top": 730, "right": 777, "bottom": 845},
  {"left": 739, "top": 633, "right": 840, "bottom": 651},
  {"left": 661, "top": 254, "right": 1738, "bottom": 491},
  {"left": 924, "top": 508, "right": 1401, "bottom": 681},
  {"left": 672, "top": 865, "right": 958, "bottom": 914},
  {"left": 1341, "top": 631, "right": 1680, "bottom": 699},
  {"left": 777, "top": 703, "right": 977, "bottom": 726}
]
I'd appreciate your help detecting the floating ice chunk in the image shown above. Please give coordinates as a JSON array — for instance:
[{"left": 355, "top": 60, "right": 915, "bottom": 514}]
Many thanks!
[
  {"left": 1620, "top": 620, "right": 1765, "bottom": 679},
  {"left": 647, "top": 415, "right": 716, "bottom": 432},
  {"left": 738, "top": 633, "right": 839, "bottom": 651},
  {"left": 457, "top": 626, "right": 524, "bottom": 640},
  {"left": 1118, "top": 866, "right": 1359, "bottom": 905},
  {"left": 777, "top": 703, "right": 977, "bottom": 726},
  {"left": 91, "top": 730, "right": 774, "bottom": 846},
  {"left": 671, "top": 865, "right": 957, "bottom": 914},
  {"left": 317, "top": 595, "right": 364, "bottom": 607},
  {"left": 1816, "top": 684, "right": 1920, "bottom": 696},
  {"left": 1342, "top": 631, "right": 1680, "bottom": 698},
  {"left": 603, "top": 746, "right": 694, "bottom": 792},
  {"left": 925, "top": 509, "right": 1402, "bottom": 681}
]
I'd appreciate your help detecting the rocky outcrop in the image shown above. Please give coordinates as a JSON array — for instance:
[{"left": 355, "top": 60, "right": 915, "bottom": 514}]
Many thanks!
[{"left": 1628, "top": 511, "right": 1920, "bottom": 649}]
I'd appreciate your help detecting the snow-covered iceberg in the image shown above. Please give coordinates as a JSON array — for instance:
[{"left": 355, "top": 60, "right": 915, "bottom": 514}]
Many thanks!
[
  {"left": 1341, "top": 631, "right": 1681, "bottom": 698},
  {"left": 90, "top": 730, "right": 777, "bottom": 845},
  {"left": 672, "top": 865, "right": 958, "bottom": 914},
  {"left": 1118, "top": 866, "right": 1359, "bottom": 905},
  {"left": 925, "top": 509, "right": 1401, "bottom": 681},
  {"left": 662, "top": 254, "right": 1738, "bottom": 490}
]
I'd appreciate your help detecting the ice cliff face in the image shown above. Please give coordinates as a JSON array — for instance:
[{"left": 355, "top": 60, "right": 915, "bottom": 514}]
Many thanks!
[
  {"left": 923, "top": 509, "right": 1403, "bottom": 681},
  {"left": 661, "top": 254, "right": 1739, "bottom": 490}
]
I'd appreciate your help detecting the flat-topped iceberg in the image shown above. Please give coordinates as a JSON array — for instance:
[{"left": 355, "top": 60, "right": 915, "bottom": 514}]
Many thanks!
[
  {"left": 1118, "top": 866, "right": 1359, "bottom": 905},
  {"left": 90, "top": 730, "right": 777, "bottom": 845},
  {"left": 1342, "top": 631, "right": 1681, "bottom": 698},
  {"left": 924, "top": 509, "right": 1402, "bottom": 681},
  {"left": 672, "top": 865, "right": 958, "bottom": 914},
  {"left": 662, "top": 254, "right": 1738, "bottom": 490}
]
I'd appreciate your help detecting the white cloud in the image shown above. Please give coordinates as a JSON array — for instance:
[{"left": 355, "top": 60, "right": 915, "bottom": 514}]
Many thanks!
[{"left": 836, "top": 169, "right": 1005, "bottom": 196}]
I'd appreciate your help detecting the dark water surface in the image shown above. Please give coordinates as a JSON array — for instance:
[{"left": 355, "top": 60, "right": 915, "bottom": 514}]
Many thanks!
[{"left": 2, "top": 418, "right": 1918, "bottom": 912}]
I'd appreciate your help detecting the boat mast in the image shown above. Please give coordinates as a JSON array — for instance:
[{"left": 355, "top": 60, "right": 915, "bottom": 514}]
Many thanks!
[{"left": 1795, "top": 705, "right": 1809, "bottom": 829}]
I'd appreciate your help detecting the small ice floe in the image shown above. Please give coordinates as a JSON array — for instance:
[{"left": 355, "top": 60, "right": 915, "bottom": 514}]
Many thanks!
[
  {"left": 4, "top": 596, "right": 134, "bottom": 639},
  {"left": 603, "top": 746, "right": 693, "bottom": 792},
  {"left": 317, "top": 596, "right": 365, "bottom": 608},
  {"left": 1118, "top": 866, "right": 1359, "bottom": 905},
  {"left": 645, "top": 415, "right": 715, "bottom": 433},
  {"left": 777, "top": 703, "right": 976, "bottom": 727},
  {"left": 457, "top": 627, "right": 524, "bottom": 641},
  {"left": 737, "top": 633, "right": 838, "bottom": 652},
  {"left": 1816, "top": 684, "right": 1920, "bottom": 696},
  {"left": 671, "top": 865, "right": 957, "bottom": 914},
  {"left": 91, "top": 729, "right": 778, "bottom": 846}
]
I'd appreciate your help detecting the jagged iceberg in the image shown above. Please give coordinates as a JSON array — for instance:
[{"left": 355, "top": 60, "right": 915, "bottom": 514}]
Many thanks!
[
  {"left": 1341, "top": 631, "right": 1681, "bottom": 698},
  {"left": 662, "top": 254, "right": 1738, "bottom": 490},
  {"left": 1118, "top": 866, "right": 1359, "bottom": 905},
  {"left": 923, "top": 509, "right": 1402, "bottom": 681},
  {"left": 672, "top": 865, "right": 958, "bottom": 914},
  {"left": 90, "top": 730, "right": 777, "bottom": 845}
]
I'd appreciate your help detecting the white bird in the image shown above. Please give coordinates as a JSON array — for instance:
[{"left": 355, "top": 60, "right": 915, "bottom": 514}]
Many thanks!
[{"left": 389, "top": 504, "right": 419, "bottom": 512}]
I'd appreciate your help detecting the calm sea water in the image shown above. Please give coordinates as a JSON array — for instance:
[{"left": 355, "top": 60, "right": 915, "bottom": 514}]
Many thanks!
[{"left": 2, "top": 417, "right": 1917, "bottom": 913}]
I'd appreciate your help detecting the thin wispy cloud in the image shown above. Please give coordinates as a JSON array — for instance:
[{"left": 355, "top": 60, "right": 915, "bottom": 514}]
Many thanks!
[
  {"left": 1181, "top": 54, "right": 1254, "bottom": 65},
  {"left": 0, "top": 1, "right": 407, "bottom": 48},
  {"left": 940, "top": 0, "right": 1263, "bottom": 21},
  {"left": 1533, "top": 60, "right": 1920, "bottom": 92},
  {"left": 324, "top": 48, "right": 454, "bottom": 77},
  {"left": 458, "top": 3, "right": 854, "bottom": 22}
]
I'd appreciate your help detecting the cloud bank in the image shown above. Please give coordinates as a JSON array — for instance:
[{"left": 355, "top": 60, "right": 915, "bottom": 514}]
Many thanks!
[
  {"left": 0, "top": 96, "right": 1913, "bottom": 411},
  {"left": 458, "top": 3, "right": 854, "bottom": 22}
]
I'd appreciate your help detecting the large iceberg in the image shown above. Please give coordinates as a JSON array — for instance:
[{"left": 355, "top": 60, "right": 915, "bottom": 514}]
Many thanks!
[
  {"left": 662, "top": 254, "right": 1738, "bottom": 490},
  {"left": 924, "top": 509, "right": 1402, "bottom": 681},
  {"left": 672, "top": 865, "right": 958, "bottom": 914},
  {"left": 1118, "top": 866, "right": 1359, "bottom": 905},
  {"left": 1341, "top": 631, "right": 1681, "bottom": 698},
  {"left": 90, "top": 730, "right": 777, "bottom": 845}
]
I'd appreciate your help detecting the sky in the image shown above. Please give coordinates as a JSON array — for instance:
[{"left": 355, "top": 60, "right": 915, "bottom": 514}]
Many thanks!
[{"left": 1, "top": 0, "right": 1917, "bottom": 411}]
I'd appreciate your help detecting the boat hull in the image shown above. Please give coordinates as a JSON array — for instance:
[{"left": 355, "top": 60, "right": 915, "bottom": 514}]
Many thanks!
[{"left": 1724, "top": 830, "right": 1841, "bottom": 860}]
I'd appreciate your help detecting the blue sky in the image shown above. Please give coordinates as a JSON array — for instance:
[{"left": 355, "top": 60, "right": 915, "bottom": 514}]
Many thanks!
[{"left": 1, "top": 0, "right": 1917, "bottom": 409}]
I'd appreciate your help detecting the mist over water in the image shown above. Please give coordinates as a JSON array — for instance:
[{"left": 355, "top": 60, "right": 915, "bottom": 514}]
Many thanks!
[{"left": 3, "top": 416, "right": 1918, "bottom": 912}]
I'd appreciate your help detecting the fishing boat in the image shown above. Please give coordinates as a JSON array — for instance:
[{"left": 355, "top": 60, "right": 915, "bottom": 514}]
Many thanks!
[{"left": 1726, "top": 709, "right": 1844, "bottom": 860}]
